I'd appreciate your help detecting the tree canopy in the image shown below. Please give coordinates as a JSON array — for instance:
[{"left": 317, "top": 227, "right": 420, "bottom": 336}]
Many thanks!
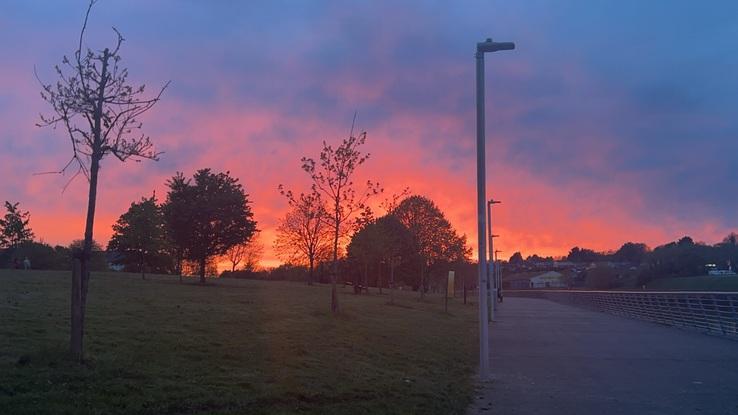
[
  {"left": 347, "top": 214, "right": 418, "bottom": 290},
  {"left": 566, "top": 246, "right": 603, "bottom": 263},
  {"left": 163, "top": 169, "right": 257, "bottom": 283},
  {"left": 508, "top": 252, "right": 524, "bottom": 265},
  {"left": 0, "top": 201, "right": 34, "bottom": 249},
  {"left": 107, "top": 195, "right": 169, "bottom": 278},
  {"left": 391, "top": 195, "right": 469, "bottom": 293}
]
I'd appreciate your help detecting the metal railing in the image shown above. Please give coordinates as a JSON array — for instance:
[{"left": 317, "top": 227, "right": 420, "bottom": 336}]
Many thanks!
[{"left": 506, "top": 290, "right": 738, "bottom": 339}]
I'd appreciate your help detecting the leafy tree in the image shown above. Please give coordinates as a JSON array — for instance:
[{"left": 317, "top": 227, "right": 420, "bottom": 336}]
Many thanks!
[
  {"left": 391, "top": 195, "right": 469, "bottom": 296},
  {"left": 722, "top": 232, "right": 738, "bottom": 246},
  {"left": 678, "top": 236, "right": 694, "bottom": 246},
  {"left": 347, "top": 220, "right": 382, "bottom": 291},
  {"left": 298, "top": 131, "right": 381, "bottom": 312},
  {"left": 584, "top": 266, "right": 618, "bottom": 289},
  {"left": 161, "top": 172, "right": 190, "bottom": 279},
  {"left": 566, "top": 246, "right": 603, "bottom": 263},
  {"left": 107, "top": 195, "right": 168, "bottom": 278},
  {"left": 639, "top": 236, "right": 711, "bottom": 283},
  {"left": 612, "top": 242, "right": 649, "bottom": 264},
  {"left": 508, "top": 252, "right": 524, "bottom": 265},
  {"left": 35, "top": 0, "right": 168, "bottom": 362},
  {"left": 163, "top": 169, "right": 257, "bottom": 283},
  {"left": 347, "top": 214, "right": 416, "bottom": 294},
  {"left": 274, "top": 191, "right": 331, "bottom": 285},
  {"left": 0, "top": 201, "right": 34, "bottom": 249}
]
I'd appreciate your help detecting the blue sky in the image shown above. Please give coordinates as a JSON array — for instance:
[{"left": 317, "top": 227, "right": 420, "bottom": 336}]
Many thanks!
[{"left": 1, "top": 0, "right": 737, "bottom": 260}]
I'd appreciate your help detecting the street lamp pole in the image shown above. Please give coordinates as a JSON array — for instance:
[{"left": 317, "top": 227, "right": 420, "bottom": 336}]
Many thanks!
[
  {"left": 487, "top": 198, "right": 501, "bottom": 320},
  {"left": 495, "top": 249, "right": 503, "bottom": 303},
  {"left": 476, "top": 38, "right": 514, "bottom": 380}
]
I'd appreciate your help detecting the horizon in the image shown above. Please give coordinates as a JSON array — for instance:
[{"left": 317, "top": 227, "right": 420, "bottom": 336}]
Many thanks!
[{"left": 2, "top": 0, "right": 738, "bottom": 266}]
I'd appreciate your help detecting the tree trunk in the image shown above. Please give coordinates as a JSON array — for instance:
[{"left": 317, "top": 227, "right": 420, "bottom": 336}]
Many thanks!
[
  {"left": 199, "top": 256, "right": 206, "bottom": 284},
  {"left": 419, "top": 262, "right": 425, "bottom": 300},
  {"left": 361, "top": 262, "right": 368, "bottom": 295},
  {"left": 177, "top": 251, "right": 183, "bottom": 283},
  {"left": 71, "top": 50, "right": 110, "bottom": 362},
  {"left": 330, "top": 220, "right": 339, "bottom": 313},
  {"left": 308, "top": 256, "right": 314, "bottom": 286},
  {"left": 70, "top": 256, "right": 83, "bottom": 361},
  {"left": 378, "top": 260, "right": 383, "bottom": 295},
  {"left": 74, "top": 150, "right": 101, "bottom": 362},
  {"left": 141, "top": 251, "right": 146, "bottom": 280},
  {"left": 389, "top": 260, "right": 395, "bottom": 305}
]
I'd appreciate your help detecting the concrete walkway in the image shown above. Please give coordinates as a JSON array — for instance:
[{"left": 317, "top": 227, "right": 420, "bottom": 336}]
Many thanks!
[{"left": 468, "top": 297, "right": 738, "bottom": 415}]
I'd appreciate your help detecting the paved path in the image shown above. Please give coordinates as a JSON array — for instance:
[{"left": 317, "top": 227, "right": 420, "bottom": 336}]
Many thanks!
[{"left": 468, "top": 297, "right": 738, "bottom": 415}]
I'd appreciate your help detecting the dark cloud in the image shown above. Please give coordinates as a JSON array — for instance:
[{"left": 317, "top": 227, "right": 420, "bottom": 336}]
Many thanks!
[{"left": 2, "top": 0, "right": 738, "bottom": 254}]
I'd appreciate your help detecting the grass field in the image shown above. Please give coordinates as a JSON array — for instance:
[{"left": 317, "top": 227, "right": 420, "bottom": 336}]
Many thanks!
[
  {"left": 646, "top": 275, "right": 738, "bottom": 291},
  {"left": 0, "top": 270, "right": 478, "bottom": 415}
]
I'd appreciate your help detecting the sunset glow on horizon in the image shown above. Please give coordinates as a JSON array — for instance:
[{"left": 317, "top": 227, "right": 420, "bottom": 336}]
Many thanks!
[{"left": 2, "top": 1, "right": 738, "bottom": 267}]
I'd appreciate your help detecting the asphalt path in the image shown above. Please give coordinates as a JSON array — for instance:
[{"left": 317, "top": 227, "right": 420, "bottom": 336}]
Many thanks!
[{"left": 468, "top": 297, "right": 738, "bottom": 415}]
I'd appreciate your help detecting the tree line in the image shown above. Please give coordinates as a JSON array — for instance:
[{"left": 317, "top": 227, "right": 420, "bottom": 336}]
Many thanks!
[{"left": 504, "top": 235, "right": 738, "bottom": 287}]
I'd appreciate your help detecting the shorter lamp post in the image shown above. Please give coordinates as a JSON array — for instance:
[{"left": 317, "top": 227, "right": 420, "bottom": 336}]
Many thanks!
[
  {"left": 487, "top": 199, "right": 501, "bottom": 319},
  {"left": 495, "top": 249, "right": 503, "bottom": 302}
]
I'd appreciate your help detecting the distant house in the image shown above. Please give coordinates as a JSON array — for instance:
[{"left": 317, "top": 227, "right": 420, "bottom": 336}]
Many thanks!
[
  {"left": 505, "top": 271, "right": 567, "bottom": 289},
  {"left": 706, "top": 263, "right": 737, "bottom": 277},
  {"left": 708, "top": 269, "right": 737, "bottom": 277},
  {"left": 530, "top": 271, "right": 566, "bottom": 288}
]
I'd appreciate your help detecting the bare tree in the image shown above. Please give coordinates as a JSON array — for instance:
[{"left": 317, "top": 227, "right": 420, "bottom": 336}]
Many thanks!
[
  {"left": 241, "top": 240, "right": 265, "bottom": 272},
  {"left": 36, "top": 0, "right": 168, "bottom": 361},
  {"left": 379, "top": 187, "right": 411, "bottom": 215},
  {"left": 300, "top": 130, "right": 382, "bottom": 312},
  {"left": 225, "top": 237, "right": 264, "bottom": 272},
  {"left": 274, "top": 191, "right": 331, "bottom": 285}
]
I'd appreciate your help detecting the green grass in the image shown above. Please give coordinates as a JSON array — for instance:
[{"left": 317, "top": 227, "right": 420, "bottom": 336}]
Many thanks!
[
  {"left": 646, "top": 275, "right": 738, "bottom": 291},
  {"left": 0, "top": 270, "right": 478, "bottom": 415}
]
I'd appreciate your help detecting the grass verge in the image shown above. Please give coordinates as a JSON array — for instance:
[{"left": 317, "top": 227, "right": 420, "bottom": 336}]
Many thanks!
[{"left": 0, "top": 270, "right": 478, "bottom": 414}]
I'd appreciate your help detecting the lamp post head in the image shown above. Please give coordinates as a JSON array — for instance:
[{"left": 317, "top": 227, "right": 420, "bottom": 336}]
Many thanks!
[{"left": 477, "top": 38, "right": 516, "bottom": 54}]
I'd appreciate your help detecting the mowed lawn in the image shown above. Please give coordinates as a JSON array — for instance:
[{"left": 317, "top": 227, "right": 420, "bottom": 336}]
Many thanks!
[{"left": 0, "top": 270, "right": 478, "bottom": 415}]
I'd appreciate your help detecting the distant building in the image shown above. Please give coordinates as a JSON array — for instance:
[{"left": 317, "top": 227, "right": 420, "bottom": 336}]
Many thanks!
[
  {"left": 506, "top": 271, "right": 567, "bottom": 289},
  {"left": 530, "top": 271, "right": 566, "bottom": 288},
  {"left": 706, "top": 263, "right": 737, "bottom": 277},
  {"left": 708, "top": 269, "right": 737, "bottom": 276}
]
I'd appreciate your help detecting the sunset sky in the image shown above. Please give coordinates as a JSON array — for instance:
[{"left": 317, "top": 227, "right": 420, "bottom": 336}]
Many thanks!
[{"left": 2, "top": 1, "right": 737, "bottom": 266}]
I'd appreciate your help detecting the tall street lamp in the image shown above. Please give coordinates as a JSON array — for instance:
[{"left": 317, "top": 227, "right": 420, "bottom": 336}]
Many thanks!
[{"left": 476, "top": 37, "right": 514, "bottom": 380}]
